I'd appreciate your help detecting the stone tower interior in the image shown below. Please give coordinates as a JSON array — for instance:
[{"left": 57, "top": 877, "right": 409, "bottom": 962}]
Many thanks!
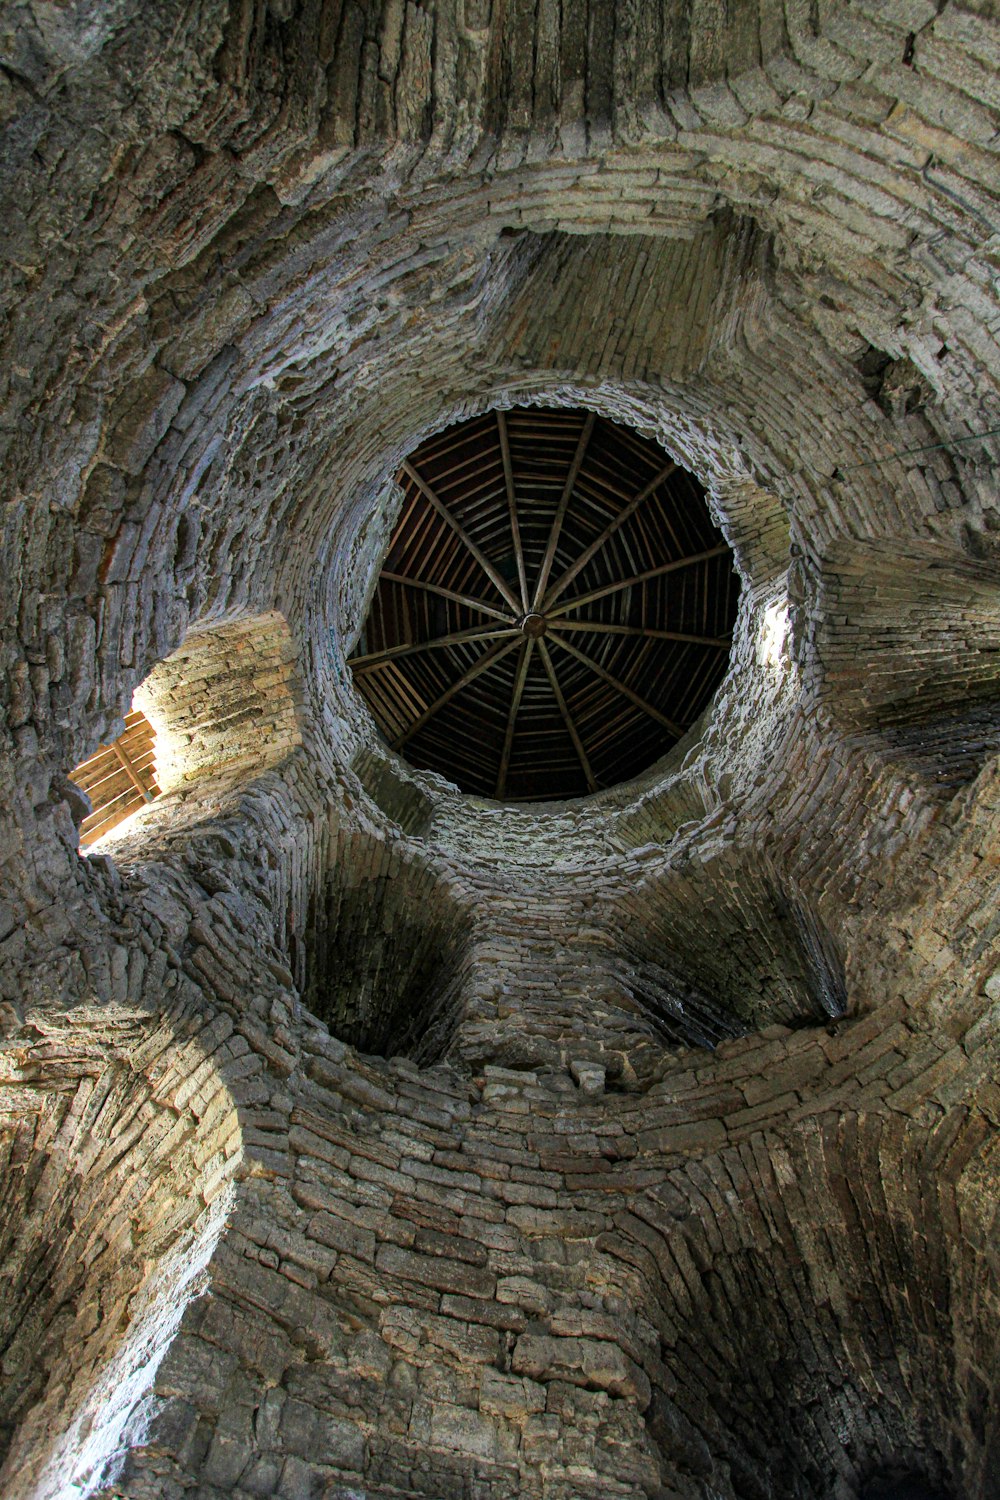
[{"left": 1, "top": 3, "right": 999, "bottom": 1498}]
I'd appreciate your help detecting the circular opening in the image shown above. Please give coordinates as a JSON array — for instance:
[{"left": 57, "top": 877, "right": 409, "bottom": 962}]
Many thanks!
[{"left": 350, "top": 406, "right": 740, "bottom": 801}]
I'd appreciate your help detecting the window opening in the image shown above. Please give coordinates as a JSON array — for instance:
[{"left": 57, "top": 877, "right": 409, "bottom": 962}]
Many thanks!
[{"left": 69, "top": 709, "right": 160, "bottom": 846}]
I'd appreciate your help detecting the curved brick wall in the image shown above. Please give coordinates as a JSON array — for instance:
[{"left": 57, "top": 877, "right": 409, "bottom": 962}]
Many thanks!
[{"left": 1, "top": 4, "right": 999, "bottom": 1498}]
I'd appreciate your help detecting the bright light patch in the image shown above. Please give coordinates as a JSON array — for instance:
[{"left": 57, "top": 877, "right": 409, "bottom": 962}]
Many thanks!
[
  {"left": 132, "top": 681, "right": 182, "bottom": 793},
  {"left": 759, "top": 600, "right": 790, "bottom": 669}
]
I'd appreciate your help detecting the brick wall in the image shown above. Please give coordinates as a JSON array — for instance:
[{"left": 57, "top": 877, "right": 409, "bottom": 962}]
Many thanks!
[{"left": 0, "top": 3, "right": 998, "bottom": 1498}]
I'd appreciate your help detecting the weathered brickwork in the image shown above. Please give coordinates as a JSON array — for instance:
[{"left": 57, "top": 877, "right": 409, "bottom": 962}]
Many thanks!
[
  {"left": 135, "top": 612, "right": 303, "bottom": 796},
  {"left": 1, "top": 3, "right": 999, "bottom": 1498}
]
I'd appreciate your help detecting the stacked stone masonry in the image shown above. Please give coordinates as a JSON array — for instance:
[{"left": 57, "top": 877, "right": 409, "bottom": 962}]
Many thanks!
[{"left": 1, "top": 3, "right": 999, "bottom": 1499}]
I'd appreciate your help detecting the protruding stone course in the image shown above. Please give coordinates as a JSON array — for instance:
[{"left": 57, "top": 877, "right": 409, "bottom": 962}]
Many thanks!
[{"left": 1, "top": 1, "right": 999, "bottom": 1497}]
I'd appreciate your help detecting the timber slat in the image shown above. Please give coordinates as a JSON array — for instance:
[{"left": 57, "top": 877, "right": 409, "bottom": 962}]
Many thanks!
[
  {"left": 70, "top": 711, "right": 161, "bottom": 847},
  {"left": 351, "top": 407, "right": 739, "bottom": 799}
]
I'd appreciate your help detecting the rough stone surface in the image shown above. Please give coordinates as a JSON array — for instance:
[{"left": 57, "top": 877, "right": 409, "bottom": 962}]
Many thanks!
[{"left": 1, "top": 3, "right": 999, "bottom": 1499}]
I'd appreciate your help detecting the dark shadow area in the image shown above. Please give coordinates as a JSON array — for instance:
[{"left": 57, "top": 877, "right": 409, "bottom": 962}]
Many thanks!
[
  {"left": 616, "top": 849, "right": 847, "bottom": 1047},
  {"left": 302, "top": 856, "right": 471, "bottom": 1063},
  {"left": 879, "top": 703, "right": 1000, "bottom": 792},
  {"left": 861, "top": 1469, "right": 951, "bottom": 1500},
  {"left": 800, "top": 538, "right": 1000, "bottom": 792}
]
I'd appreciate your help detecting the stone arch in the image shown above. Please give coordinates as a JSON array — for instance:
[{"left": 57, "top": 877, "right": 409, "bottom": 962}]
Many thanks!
[
  {"left": 798, "top": 537, "right": 1000, "bottom": 790},
  {"left": 0, "top": 1006, "right": 243, "bottom": 1500},
  {"left": 70, "top": 611, "right": 304, "bottom": 853},
  {"left": 613, "top": 843, "right": 847, "bottom": 1048},
  {"left": 301, "top": 826, "right": 475, "bottom": 1063},
  {"left": 599, "top": 1108, "right": 998, "bottom": 1500}
]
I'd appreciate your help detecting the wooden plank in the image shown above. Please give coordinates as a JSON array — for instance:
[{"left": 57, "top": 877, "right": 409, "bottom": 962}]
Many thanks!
[
  {"left": 531, "top": 412, "right": 595, "bottom": 608},
  {"left": 497, "top": 411, "right": 530, "bottom": 611},
  {"left": 81, "top": 800, "right": 144, "bottom": 846},
  {"left": 546, "top": 543, "right": 731, "bottom": 616},
  {"left": 351, "top": 624, "right": 519, "bottom": 673},
  {"left": 495, "top": 639, "right": 534, "bottom": 798},
  {"left": 542, "top": 459, "right": 677, "bottom": 606},
  {"left": 393, "top": 636, "right": 522, "bottom": 748},
  {"left": 72, "top": 750, "right": 127, "bottom": 791},
  {"left": 112, "top": 740, "right": 155, "bottom": 802},
  {"left": 402, "top": 460, "right": 522, "bottom": 614},
  {"left": 537, "top": 639, "right": 598, "bottom": 792},
  {"left": 73, "top": 755, "right": 156, "bottom": 800},
  {"left": 73, "top": 734, "right": 155, "bottom": 778},
  {"left": 550, "top": 620, "right": 730, "bottom": 649},
  {"left": 71, "top": 710, "right": 160, "bottom": 845},
  {"left": 79, "top": 775, "right": 154, "bottom": 844},
  {"left": 73, "top": 718, "right": 154, "bottom": 773},
  {"left": 548, "top": 632, "right": 685, "bottom": 738},
  {"left": 380, "top": 571, "right": 514, "bottom": 623}
]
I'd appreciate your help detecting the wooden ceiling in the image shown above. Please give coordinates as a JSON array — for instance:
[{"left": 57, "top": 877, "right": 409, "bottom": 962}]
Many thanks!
[
  {"left": 70, "top": 709, "right": 160, "bottom": 844},
  {"left": 350, "top": 407, "right": 740, "bottom": 802}
]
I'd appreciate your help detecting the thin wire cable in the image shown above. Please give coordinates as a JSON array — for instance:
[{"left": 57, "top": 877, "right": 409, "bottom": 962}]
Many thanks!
[{"left": 835, "top": 426, "right": 1000, "bottom": 474}]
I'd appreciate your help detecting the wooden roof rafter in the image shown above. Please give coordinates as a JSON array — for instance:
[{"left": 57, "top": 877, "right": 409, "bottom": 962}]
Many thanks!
[{"left": 350, "top": 407, "right": 740, "bottom": 801}]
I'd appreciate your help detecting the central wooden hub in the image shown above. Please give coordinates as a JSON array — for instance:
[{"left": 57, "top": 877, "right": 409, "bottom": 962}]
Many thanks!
[{"left": 520, "top": 612, "right": 548, "bottom": 639}]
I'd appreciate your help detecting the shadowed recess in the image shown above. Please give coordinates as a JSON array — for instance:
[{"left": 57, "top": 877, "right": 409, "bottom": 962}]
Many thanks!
[
  {"left": 615, "top": 850, "right": 848, "bottom": 1046},
  {"left": 861, "top": 1474, "right": 951, "bottom": 1500},
  {"left": 302, "top": 837, "right": 472, "bottom": 1062}
]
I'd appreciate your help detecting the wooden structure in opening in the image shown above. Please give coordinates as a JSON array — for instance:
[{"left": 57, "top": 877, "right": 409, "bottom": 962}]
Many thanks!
[
  {"left": 70, "top": 709, "right": 160, "bottom": 846},
  {"left": 351, "top": 407, "right": 740, "bottom": 801}
]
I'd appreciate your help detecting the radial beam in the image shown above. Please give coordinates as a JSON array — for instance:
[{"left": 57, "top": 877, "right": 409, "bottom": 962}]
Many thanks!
[
  {"left": 550, "top": 620, "right": 730, "bottom": 649},
  {"left": 380, "top": 571, "right": 515, "bottom": 623},
  {"left": 542, "top": 459, "right": 677, "bottom": 607},
  {"left": 112, "top": 740, "right": 155, "bottom": 803},
  {"left": 402, "top": 459, "right": 523, "bottom": 614},
  {"left": 350, "top": 624, "right": 519, "bottom": 673},
  {"left": 531, "top": 412, "right": 596, "bottom": 608},
  {"left": 392, "top": 635, "right": 522, "bottom": 748},
  {"left": 546, "top": 543, "right": 730, "bottom": 617},
  {"left": 497, "top": 411, "right": 530, "bottom": 611},
  {"left": 495, "top": 638, "right": 534, "bottom": 799},
  {"left": 537, "top": 639, "right": 597, "bottom": 793},
  {"left": 549, "top": 633, "right": 685, "bottom": 738}
]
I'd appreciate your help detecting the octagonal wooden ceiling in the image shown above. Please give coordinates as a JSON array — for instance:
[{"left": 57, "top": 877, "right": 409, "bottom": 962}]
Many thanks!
[{"left": 350, "top": 406, "right": 741, "bottom": 802}]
